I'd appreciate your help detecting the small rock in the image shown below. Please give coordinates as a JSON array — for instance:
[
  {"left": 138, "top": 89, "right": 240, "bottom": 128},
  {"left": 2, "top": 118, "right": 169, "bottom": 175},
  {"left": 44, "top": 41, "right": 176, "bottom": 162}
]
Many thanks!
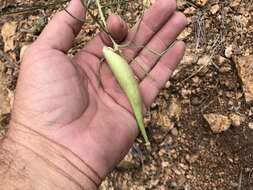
[
  {"left": 197, "top": 55, "right": 210, "bottom": 66},
  {"left": 181, "top": 88, "right": 191, "bottom": 97},
  {"left": 230, "top": 0, "right": 241, "bottom": 7},
  {"left": 210, "top": 4, "right": 220, "bottom": 14},
  {"left": 192, "top": 76, "right": 200, "bottom": 84},
  {"left": 151, "top": 102, "right": 157, "bottom": 109},
  {"left": 158, "top": 115, "right": 174, "bottom": 130},
  {"left": 235, "top": 56, "right": 253, "bottom": 103},
  {"left": 196, "top": 0, "right": 209, "bottom": 6},
  {"left": 171, "top": 128, "right": 179, "bottom": 136},
  {"left": 161, "top": 161, "right": 170, "bottom": 168},
  {"left": 248, "top": 123, "right": 253, "bottom": 130},
  {"left": 229, "top": 113, "right": 245, "bottom": 127},
  {"left": 178, "top": 27, "right": 192, "bottom": 40},
  {"left": 180, "top": 51, "right": 196, "bottom": 65},
  {"left": 1, "top": 22, "right": 17, "bottom": 52},
  {"left": 165, "top": 81, "right": 171, "bottom": 89},
  {"left": 225, "top": 45, "right": 233, "bottom": 58},
  {"left": 204, "top": 113, "right": 231, "bottom": 133},
  {"left": 216, "top": 56, "right": 232, "bottom": 73},
  {"left": 168, "top": 98, "right": 182, "bottom": 121},
  {"left": 216, "top": 55, "right": 230, "bottom": 66},
  {"left": 170, "top": 181, "right": 178, "bottom": 188}
]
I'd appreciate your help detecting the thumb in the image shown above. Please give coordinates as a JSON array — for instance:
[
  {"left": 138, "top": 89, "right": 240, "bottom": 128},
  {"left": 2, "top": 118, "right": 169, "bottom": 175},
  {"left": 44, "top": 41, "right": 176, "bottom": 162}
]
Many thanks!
[{"left": 36, "top": 0, "right": 86, "bottom": 52}]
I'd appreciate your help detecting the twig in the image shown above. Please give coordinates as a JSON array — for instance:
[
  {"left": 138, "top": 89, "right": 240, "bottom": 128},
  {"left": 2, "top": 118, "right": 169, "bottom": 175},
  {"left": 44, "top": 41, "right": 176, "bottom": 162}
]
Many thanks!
[
  {"left": 95, "top": 0, "right": 106, "bottom": 27},
  {"left": 238, "top": 169, "right": 243, "bottom": 190},
  {"left": 180, "top": 63, "right": 206, "bottom": 83}
]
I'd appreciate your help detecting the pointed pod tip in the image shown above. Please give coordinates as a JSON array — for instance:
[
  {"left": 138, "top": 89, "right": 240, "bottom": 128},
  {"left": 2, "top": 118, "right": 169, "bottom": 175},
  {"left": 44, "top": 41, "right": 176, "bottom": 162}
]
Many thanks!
[{"left": 102, "top": 46, "right": 114, "bottom": 55}]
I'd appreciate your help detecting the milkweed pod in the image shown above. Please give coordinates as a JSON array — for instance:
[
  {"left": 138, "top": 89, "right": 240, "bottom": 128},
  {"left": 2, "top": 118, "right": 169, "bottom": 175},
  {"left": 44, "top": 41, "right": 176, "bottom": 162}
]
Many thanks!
[{"left": 103, "top": 47, "right": 149, "bottom": 143}]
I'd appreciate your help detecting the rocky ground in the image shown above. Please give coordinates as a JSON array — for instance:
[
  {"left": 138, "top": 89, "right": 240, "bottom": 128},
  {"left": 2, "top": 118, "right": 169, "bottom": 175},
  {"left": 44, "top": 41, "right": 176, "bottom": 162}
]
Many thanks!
[{"left": 1, "top": 0, "right": 253, "bottom": 189}]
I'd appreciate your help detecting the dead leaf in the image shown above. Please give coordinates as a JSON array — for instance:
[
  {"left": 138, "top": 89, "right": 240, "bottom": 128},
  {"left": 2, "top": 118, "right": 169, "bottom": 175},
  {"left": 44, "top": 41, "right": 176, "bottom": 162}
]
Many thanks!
[
  {"left": 1, "top": 22, "right": 17, "bottom": 52},
  {"left": 0, "top": 85, "right": 11, "bottom": 115}
]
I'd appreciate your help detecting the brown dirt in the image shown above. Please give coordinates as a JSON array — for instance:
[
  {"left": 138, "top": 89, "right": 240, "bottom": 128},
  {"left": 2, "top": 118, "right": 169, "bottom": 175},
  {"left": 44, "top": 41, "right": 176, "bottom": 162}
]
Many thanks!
[{"left": 1, "top": 0, "right": 253, "bottom": 189}]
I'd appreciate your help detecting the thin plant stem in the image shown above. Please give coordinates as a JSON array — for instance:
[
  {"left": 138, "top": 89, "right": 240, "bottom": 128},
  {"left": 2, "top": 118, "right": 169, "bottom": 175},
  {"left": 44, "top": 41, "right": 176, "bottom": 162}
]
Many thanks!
[
  {"left": 62, "top": 6, "right": 85, "bottom": 23},
  {"left": 79, "top": 0, "right": 110, "bottom": 35},
  {"left": 95, "top": 0, "right": 107, "bottom": 28},
  {"left": 95, "top": 0, "right": 119, "bottom": 51}
]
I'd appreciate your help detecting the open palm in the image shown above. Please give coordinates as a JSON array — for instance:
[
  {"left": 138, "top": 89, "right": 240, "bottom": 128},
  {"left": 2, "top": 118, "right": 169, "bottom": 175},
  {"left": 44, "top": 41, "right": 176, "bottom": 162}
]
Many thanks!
[{"left": 11, "top": 0, "right": 187, "bottom": 179}]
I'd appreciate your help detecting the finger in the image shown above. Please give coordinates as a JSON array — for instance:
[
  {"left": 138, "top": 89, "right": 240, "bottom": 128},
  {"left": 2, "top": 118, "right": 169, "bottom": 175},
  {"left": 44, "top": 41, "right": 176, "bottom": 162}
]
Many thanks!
[
  {"left": 140, "top": 41, "right": 185, "bottom": 107},
  {"left": 122, "top": 0, "right": 177, "bottom": 61},
  {"left": 78, "top": 14, "right": 128, "bottom": 59},
  {"left": 131, "top": 12, "right": 187, "bottom": 80},
  {"left": 36, "top": 0, "right": 85, "bottom": 52},
  {"left": 101, "top": 14, "right": 129, "bottom": 44}
]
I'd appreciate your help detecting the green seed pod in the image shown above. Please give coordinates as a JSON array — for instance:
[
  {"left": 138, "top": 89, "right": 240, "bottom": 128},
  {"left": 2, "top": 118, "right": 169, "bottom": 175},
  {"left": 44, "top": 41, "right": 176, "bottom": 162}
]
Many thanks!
[{"left": 103, "top": 47, "right": 149, "bottom": 143}]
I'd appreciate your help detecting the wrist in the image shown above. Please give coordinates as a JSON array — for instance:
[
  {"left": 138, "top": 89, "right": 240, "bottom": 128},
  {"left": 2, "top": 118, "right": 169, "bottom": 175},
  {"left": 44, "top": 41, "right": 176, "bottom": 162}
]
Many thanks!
[{"left": 2, "top": 124, "right": 101, "bottom": 190}]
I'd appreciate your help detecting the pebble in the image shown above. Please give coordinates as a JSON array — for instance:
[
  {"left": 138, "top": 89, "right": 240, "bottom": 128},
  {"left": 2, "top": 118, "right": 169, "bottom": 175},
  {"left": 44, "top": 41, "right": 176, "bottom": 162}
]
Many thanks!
[
  {"left": 168, "top": 98, "right": 182, "bottom": 121},
  {"left": 197, "top": 55, "right": 210, "bottom": 66},
  {"left": 229, "top": 113, "right": 245, "bottom": 127},
  {"left": 225, "top": 45, "right": 233, "bottom": 58},
  {"left": 170, "top": 181, "right": 178, "bottom": 188},
  {"left": 231, "top": 0, "right": 241, "bottom": 7},
  {"left": 151, "top": 102, "right": 157, "bottom": 109},
  {"left": 216, "top": 56, "right": 232, "bottom": 73},
  {"left": 196, "top": 0, "right": 209, "bottom": 6},
  {"left": 210, "top": 4, "right": 220, "bottom": 14},
  {"left": 171, "top": 128, "right": 179, "bottom": 136},
  {"left": 248, "top": 122, "right": 253, "bottom": 129},
  {"left": 178, "top": 27, "right": 192, "bottom": 40},
  {"left": 235, "top": 56, "right": 253, "bottom": 103},
  {"left": 204, "top": 113, "right": 231, "bottom": 133},
  {"left": 165, "top": 81, "right": 171, "bottom": 89}
]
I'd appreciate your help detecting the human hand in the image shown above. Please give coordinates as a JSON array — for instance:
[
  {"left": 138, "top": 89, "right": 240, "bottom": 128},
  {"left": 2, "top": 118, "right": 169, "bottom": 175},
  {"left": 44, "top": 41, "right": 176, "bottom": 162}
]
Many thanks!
[{"left": 7, "top": 0, "right": 187, "bottom": 188}]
